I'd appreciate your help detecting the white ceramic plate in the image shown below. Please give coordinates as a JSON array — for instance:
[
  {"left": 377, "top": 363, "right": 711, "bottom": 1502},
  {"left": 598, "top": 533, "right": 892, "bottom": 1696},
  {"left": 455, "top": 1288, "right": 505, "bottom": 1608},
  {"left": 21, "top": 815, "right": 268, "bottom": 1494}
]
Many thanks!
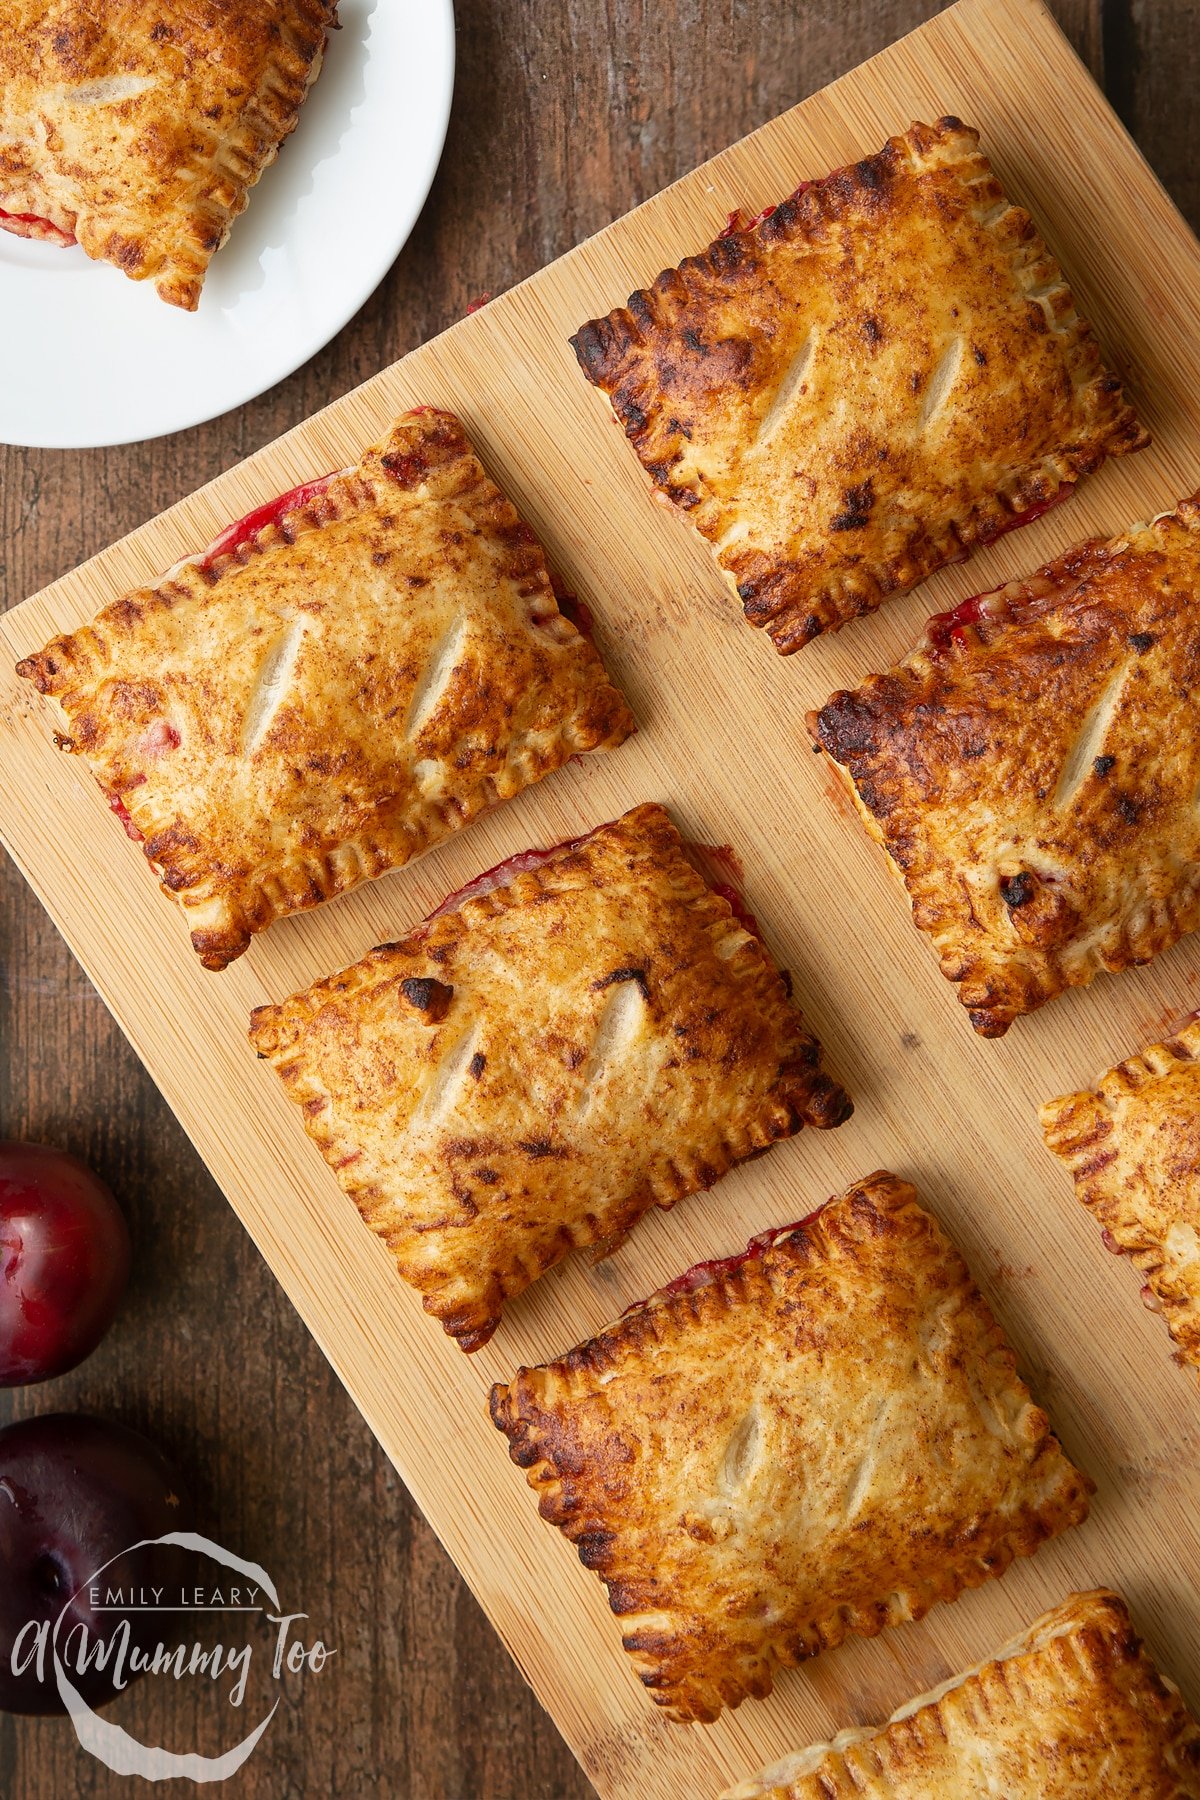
[{"left": 0, "top": 0, "right": 455, "bottom": 450}]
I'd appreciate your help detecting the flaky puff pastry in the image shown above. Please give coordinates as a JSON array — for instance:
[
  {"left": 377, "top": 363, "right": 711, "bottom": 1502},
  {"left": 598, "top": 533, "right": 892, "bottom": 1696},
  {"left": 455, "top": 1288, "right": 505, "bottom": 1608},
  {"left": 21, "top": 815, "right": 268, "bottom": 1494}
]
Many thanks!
[
  {"left": 17, "top": 409, "right": 633, "bottom": 970},
  {"left": 0, "top": 2, "right": 338, "bottom": 309},
  {"left": 722, "top": 1590, "right": 1200, "bottom": 1798},
  {"left": 249, "top": 804, "right": 851, "bottom": 1352},
  {"left": 812, "top": 495, "right": 1200, "bottom": 1036},
  {"left": 572, "top": 118, "right": 1145, "bottom": 652},
  {"left": 1041, "top": 1016, "right": 1200, "bottom": 1379},
  {"left": 489, "top": 1171, "right": 1090, "bottom": 1723}
]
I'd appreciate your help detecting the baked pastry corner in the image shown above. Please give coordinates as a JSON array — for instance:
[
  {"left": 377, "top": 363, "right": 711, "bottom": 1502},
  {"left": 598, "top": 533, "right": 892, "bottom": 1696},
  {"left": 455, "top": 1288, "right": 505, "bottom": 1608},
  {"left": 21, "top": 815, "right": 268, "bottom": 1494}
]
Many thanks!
[
  {"left": 721, "top": 1589, "right": 1200, "bottom": 1797},
  {"left": 1041, "top": 1013, "right": 1200, "bottom": 1379},
  {"left": 491, "top": 1170, "right": 1089, "bottom": 1720},
  {"left": 0, "top": 1, "right": 340, "bottom": 307}
]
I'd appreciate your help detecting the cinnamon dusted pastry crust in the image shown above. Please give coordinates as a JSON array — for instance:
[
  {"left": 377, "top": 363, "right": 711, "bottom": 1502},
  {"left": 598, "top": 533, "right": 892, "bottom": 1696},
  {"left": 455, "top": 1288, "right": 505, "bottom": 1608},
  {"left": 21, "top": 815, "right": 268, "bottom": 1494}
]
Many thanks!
[
  {"left": 572, "top": 117, "right": 1146, "bottom": 651},
  {"left": 1041, "top": 1015, "right": 1200, "bottom": 1378},
  {"left": 17, "top": 409, "right": 633, "bottom": 969},
  {"left": 489, "top": 1171, "right": 1090, "bottom": 1722},
  {"left": 0, "top": 1, "right": 339, "bottom": 308},
  {"left": 722, "top": 1589, "right": 1200, "bottom": 1798},
  {"left": 249, "top": 804, "right": 850, "bottom": 1352},
  {"left": 812, "top": 495, "right": 1200, "bottom": 1035}
]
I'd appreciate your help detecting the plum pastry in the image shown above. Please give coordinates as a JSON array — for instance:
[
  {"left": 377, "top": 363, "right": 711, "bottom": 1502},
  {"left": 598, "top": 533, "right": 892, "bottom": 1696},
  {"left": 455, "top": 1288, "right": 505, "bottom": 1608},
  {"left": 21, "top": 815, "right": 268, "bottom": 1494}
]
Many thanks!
[
  {"left": 17, "top": 409, "right": 633, "bottom": 969},
  {"left": 720, "top": 1588, "right": 1200, "bottom": 1797},
  {"left": 249, "top": 803, "right": 851, "bottom": 1352},
  {"left": 489, "top": 1171, "right": 1090, "bottom": 1721},
  {"left": 0, "top": 1, "right": 340, "bottom": 309},
  {"left": 811, "top": 494, "right": 1200, "bottom": 1035},
  {"left": 572, "top": 117, "right": 1146, "bottom": 651},
  {"left": 1042, "top": 1014, "right": 1200, "bottom": 1381}
]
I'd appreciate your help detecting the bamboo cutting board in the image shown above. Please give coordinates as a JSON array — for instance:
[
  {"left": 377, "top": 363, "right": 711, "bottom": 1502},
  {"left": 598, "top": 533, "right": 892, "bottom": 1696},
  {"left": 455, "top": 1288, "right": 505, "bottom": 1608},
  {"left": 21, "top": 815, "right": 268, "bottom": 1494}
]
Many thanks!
[{"left": 3, "top": 0, "right": 1200, "bottom": 1790}]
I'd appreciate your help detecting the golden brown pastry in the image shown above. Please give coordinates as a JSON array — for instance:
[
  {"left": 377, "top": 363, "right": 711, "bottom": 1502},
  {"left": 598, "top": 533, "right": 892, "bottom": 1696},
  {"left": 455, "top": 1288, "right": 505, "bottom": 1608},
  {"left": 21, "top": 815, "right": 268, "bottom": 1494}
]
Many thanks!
[
  {"left": 1041, "top": 1015, "right": 1200, "bottom": 1379},
  {"left": 0, "top": 1, "right": 338, "bottom": 308},
  {"left": 249, "top": 803, "right": 850, "bottom": 1351},
  {"left": 811, "top": 495, "right": 1200, "bottom": 1035},
  {"left": 572, "top": 117, "right": 1146, "bottom": 651},
  {"left": 17, "top": 409, "right": 633, "bottom": 969},
  {"left": 721, "top": 1589, "right": 1200, "bottom": 1798},
  {"left": 489, "top": 1171, "right": 1090, "bottom": 1722}
]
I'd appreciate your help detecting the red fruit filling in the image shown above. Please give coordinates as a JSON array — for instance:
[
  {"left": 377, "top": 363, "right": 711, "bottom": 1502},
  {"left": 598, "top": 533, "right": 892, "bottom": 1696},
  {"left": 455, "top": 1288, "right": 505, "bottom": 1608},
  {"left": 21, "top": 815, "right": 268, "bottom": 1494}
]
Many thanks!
[
  {"left": 711, "top": 882, "right": 760, "bottom": 939},
  {"left": 684, "top": 842, "right": 761, "bottom": 939},
  {"left": 540, "top": 573, "right": 596, "bottom": 641},
  {"left": 0, "top": 207, "right": 76, "bottom": 246},
  {"left": 197, "top": 418, "right": 460, "bottom": 571},
  {"left": 555, "top": 591, "right": 596, "bottom": 640},
  {"left": 422, "top": 833, "right": 594, "bottom": 928},
  {"left": 93, "top": 724, "right": 178, "bottom": 848},
  {"left": 719, "top": 180, "right": 812, "bottom": 237},
  {"left": 978, "top": 485, "right": 1073, "bottom": 546},
  {"left": 695, "top": 841, "right": 745, "bottom": 885},
  {"left": 418, "top": 828, "right": 763, "bottom": 944},
  {"left": 139, "top": 720, "right": 180, "bottom": 758},
  {"left": 197, "top": 472, "right": 341, "bottom": 569},
  {"left": 1101, "top": 1228, "right": 1124, "bottom": 1255},
  {"left": 924, "top": 588, "right": 996, "bottom": 652},
  {"left": 107, "top": 793, "right": 144, "bottom": 843},
  {"left": 923, "top": 488, "right": 1077, "bottom": 652},
  {"left": 622, "top": 1204, "right": 832, "bottom": 1318}
]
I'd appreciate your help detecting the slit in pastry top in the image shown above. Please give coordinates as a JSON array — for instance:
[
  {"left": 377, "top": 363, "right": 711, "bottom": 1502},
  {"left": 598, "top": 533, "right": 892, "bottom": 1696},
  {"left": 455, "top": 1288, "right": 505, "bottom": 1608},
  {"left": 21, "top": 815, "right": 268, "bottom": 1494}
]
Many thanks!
[
  {"left": 0, "top": 1, "right": 339, "bottom": 309},
  {"left": 16, "top": 408, "right": 634, "bottom": 970},
  {"left": 248, "top": 803, "right": 851, "bottom": 1352},
  {"left": 572, "top": 117, "right": 1146, "bottom": 652},
  {"left": 489, "top": 1171, "right": 1090, "bottom": 1723},
  {"left": 811, "top": 493, "right": 1200, "bottom": 1035}
]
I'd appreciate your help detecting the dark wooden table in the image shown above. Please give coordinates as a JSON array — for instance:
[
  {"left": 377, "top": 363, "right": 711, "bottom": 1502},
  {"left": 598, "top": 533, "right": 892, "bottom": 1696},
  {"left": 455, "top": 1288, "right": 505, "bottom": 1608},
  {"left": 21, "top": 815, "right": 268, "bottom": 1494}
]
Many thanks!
[{"left": 0, "top": 2, "right": 1193, "bottom": 1794}]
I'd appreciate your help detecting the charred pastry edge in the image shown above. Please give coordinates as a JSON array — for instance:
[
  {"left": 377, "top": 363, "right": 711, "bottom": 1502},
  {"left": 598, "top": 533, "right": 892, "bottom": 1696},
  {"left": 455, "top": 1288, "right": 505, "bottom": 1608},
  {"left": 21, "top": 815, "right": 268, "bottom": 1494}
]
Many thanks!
[
  {"left": 571, "top": 117, "right": 1148, "bottom": 652},
  {"left": 808, "top": 497, "right": 1200, "bottom": 1036},
  {"left": 488, "top": 1170, "right": 1092, "bottom": 1722},
  {"left": 249, "top": 804, "right": 852, "bottom": 1351},
  {"left": 14, "top": 410, "right": 633, "bottom": 970}
]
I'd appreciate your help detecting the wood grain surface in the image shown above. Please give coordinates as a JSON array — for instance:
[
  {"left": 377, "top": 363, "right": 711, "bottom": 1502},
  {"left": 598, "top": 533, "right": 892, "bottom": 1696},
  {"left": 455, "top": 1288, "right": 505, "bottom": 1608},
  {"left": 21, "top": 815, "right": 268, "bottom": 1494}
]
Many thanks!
[{"left": 1, "top": 2, "right": 1197, "bottom": 1797}]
